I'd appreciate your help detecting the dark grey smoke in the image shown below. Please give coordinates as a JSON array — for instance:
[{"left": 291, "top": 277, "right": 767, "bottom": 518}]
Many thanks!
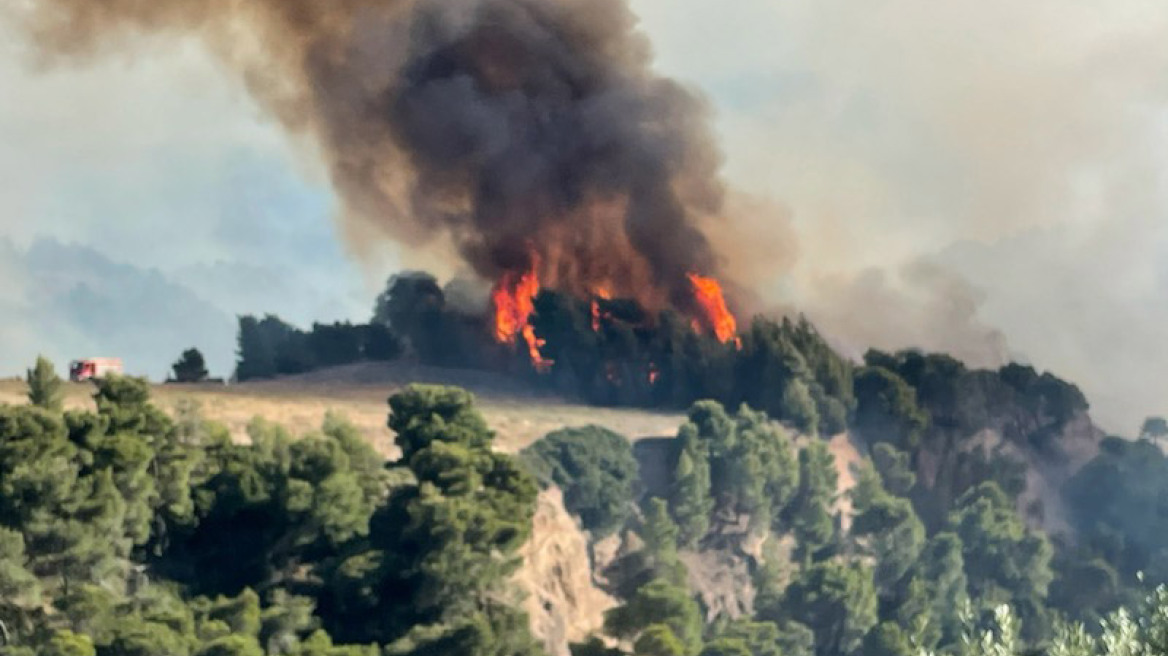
[{"left": 18, "top": 0, "right": 729, "bottom": 311}]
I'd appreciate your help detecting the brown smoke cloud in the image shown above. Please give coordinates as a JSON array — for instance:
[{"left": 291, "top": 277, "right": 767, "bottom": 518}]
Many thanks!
[
  {"left": 19, "top": 0, "right": 1167, "bottom": 432},
  {"left": 16, "top": 0, "right": 740, "bottom": 313}
]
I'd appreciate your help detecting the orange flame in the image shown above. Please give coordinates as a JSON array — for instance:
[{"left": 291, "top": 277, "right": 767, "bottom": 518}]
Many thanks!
[
  {"left": 648, "top": 362, "right": 660, "bottom": 385},
  {"left": 590, "top": 285, "right": 613, "bottom": 332},
  {"left": 687, "top": 273, "right": 738, "bottom": 344},
  {"left": 491, "top": 261, "right": 553, "bottom": 372}
]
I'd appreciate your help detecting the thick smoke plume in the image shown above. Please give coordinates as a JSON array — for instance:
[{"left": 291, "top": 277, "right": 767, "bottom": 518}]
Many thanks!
[
  {"left": 627, "top": 0, "right": 1168, "bottom": 430},
  {"left": 18, "top": 0, "right": 730, "bottom": 313}
]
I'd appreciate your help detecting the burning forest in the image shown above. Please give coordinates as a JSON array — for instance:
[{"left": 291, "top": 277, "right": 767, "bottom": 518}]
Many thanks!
[
  {"left": 11, "top": 0, "right": 779, "bottom": 418},
  {"left": 233, "top": 265, "right": 848, "bottom": 441},
  {"left": 9, "top": 1, "right": 1163, "bottom": 654},
  {"left": 14, "top": 0, "right": 857, "bottom": 431},
  {"left": 486, "top": 249, "right": 743, "bottom": 377}
]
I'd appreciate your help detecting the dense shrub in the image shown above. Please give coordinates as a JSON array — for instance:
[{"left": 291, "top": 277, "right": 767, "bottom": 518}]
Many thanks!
[
  {"left": 0, "top": 372, "right": 537, "bottom": 655},
  {"left": 522, "top": 426, "right": 639, "bottom": 535},
  {"left": 1064, "top": 437, "right": 1168, "bottom": 586},
  {"left": 171, "top": 347, "right": 210, "bottom": 383},
  {"left": 0, "top": 351, "right": 1156, "bottom": 656},
  {"left": 666, "top": 401, "right": 800, "bottom": 540},
  {"left": 235, "top": 316, "right": 401, "bottom": 381}
]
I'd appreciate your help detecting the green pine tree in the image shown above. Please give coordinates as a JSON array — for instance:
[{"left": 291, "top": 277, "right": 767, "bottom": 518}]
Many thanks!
[
  {"left": 642, "top": 498, "right": 680, "bottom": 562},
  {"left": 669, "top": 427, "right": 713, "bottom": 546},
  {"left": 171, "top": 348, "right": 209, "bottom": 383},
  {"left": 779, "top": 561, "right": 878, "bottom": 656},
  {"left": 26, "top": 355, "right": 63, "bottom": 412},
  {"left": 784, "top": 441, "right": 838, "bottom": 563}
]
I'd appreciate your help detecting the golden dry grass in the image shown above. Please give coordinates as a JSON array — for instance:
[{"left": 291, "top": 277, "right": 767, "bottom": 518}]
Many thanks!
[{"left": 0, "top": 362, "right": 685, "bottom": 455}]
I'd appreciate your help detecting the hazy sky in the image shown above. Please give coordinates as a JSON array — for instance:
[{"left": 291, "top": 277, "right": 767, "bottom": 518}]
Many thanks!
[{"left": 2, "top": 1, "right": 1167, "bottom": 431}]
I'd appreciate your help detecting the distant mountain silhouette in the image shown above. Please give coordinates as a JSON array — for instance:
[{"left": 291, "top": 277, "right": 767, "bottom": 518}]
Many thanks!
[{"left": 0, "top": 238, "right": 235, "bottom": 379}]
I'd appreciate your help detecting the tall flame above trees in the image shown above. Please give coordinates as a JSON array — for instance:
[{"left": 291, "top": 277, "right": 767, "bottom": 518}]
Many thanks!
[
  {"left": 491, "top": 259, "right": 553, "bottom": 372},
  {"left": 687, "top": 273, "right": 738, "bottom": 344},
  {"left": 493, "top": 264, "right": 739, "bottom": 374},
  {"left": 591, "top": 286, "right": 613, "bottom": 333}
]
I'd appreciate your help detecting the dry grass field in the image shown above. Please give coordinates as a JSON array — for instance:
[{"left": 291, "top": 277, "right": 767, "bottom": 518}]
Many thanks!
[{"left": 0, "top": 361, "right": 686, "bottom": 455}]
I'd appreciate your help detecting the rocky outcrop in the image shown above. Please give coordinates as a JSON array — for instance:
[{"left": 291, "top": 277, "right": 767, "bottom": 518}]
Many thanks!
[
  {"left": 680, "top": 545, "right": 757, "bottom": 621},
  {"left": 1015, "top": 410, "right": 1102, "bottom": 534},
  {"left": 516, "top": 487, "right": 617, "bottom": 656},
  {"left": 916, "top": 409, "right": 1103, "bottom": 535},
  {"left": 513, "top": 411, "right": 1104, "bottom": 652}
]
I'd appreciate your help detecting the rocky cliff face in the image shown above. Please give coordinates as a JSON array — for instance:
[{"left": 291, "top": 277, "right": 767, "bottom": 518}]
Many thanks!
[
  {"left": 515, "top": 487, "right": 617, "bottom": 656},
  {"left": 515, "top": 408, "right": 1104, "bottom": 653},
  {"left": 915, "top": 408, "right": 1103, "bottom": 534},
  {"left": 1013, "top": 410, "right": 1103, "bottom": 534}
]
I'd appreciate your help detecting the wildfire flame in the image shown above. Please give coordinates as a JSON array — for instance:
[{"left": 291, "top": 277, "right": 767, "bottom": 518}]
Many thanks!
[
  {"left": 491, "top": 260, "right": 553, "bottom": 372},
  {"left": 590, "top": 286, "right": 613, "bottom": 333},
  {"left": 493, "top": 267, "right": 736, "bottom": 371},
  {"left": 687, "top": 273, "right": 738, "bottom": 344}
]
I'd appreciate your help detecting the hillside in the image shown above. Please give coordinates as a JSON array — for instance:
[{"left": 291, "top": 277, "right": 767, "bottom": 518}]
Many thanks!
[
  {"left": 1, "top": 357, "right": 1118, "bottom": 656},
  {"left": 0, "top": 361, "right": 685, "bottom": 454},
  {"left": 1, "top": 361, "right": 872, "bottom": 655}
]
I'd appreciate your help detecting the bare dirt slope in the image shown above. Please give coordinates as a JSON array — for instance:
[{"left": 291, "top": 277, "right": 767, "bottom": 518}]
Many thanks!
[
  {"left": 0, "top": 362, "right": 685, "bottom": 454},
  {"left": 517, "top": 488, "right": 617, "bottom": 656}
]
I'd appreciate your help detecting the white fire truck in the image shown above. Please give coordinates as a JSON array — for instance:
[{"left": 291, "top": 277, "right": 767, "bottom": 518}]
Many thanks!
[{"left": 69, "top": 358, "right": 124, "bottom": 382}]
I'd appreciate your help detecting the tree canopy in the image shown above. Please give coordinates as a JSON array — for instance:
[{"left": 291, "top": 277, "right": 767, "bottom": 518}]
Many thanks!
[
  {"left": 171, "top": 348, "right": 210, "bottom": 383},
  {"left": 522, "top": 425, "right": 640, "bottom": 535},
  {"left": 26, "top": 354, "right": 63, "bottom": 411},
  {"left": 0, "top": 367, "right": 539, "bottom": 656}
]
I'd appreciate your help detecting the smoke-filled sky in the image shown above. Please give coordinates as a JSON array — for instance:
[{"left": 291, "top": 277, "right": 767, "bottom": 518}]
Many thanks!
[{"left": 2, "top": 0, "right": 1167, "bottom": 432}]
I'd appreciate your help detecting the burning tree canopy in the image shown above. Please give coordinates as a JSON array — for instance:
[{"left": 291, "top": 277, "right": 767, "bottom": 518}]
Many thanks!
[
  {"left": 491, "top": 256, "right": 554, "bottom": 372},
  {"left": 486, "top": 251, "right": 738, "bottom": 373},
  {"left": 687, "top": 273, "right": 739, "bottom": 344}
]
